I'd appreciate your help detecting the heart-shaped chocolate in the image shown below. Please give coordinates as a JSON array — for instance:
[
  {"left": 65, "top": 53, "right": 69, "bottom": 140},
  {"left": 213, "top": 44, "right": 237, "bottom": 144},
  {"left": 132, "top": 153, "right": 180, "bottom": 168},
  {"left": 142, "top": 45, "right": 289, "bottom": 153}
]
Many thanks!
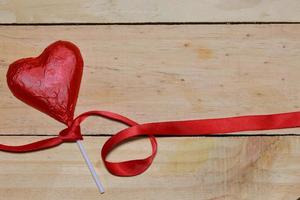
[{"left": 7, "top": 41, "right": 83, "bottom": 125}]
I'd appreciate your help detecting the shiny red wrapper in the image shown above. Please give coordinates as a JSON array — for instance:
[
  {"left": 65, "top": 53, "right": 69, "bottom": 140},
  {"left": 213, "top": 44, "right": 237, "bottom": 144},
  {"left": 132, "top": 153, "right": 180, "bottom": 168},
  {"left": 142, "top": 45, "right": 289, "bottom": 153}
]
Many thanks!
[{"left": 6, "top": 41, "right": 83, "bottom": 125}]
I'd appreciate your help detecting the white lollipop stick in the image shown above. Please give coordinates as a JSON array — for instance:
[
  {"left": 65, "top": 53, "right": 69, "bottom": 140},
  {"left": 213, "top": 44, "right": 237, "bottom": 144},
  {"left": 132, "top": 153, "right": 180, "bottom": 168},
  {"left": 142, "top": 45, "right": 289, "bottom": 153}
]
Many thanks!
[{"left": 76, "top": 140, "right": 105, "bottom": 194}]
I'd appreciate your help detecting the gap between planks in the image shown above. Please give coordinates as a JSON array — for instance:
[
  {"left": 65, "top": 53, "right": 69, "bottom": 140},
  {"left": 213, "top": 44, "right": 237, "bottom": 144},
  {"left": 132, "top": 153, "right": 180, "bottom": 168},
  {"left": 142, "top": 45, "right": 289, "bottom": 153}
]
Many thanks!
[{"left": 0, "top": 22, "right": 300, "bottom": 26}]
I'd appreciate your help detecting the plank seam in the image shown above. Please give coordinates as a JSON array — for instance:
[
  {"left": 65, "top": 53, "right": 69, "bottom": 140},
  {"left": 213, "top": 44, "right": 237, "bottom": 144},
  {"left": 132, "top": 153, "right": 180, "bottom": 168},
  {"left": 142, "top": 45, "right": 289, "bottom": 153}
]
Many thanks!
[{"left": 0, "top": 22, "right": 300, "bottom": 26}]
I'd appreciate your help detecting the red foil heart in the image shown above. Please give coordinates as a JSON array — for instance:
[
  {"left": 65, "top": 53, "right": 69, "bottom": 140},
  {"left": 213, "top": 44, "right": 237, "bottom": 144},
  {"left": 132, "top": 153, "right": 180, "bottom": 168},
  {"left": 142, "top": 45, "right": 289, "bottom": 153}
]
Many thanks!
[{"left": 6, "top": 41, "right": 83, "bottom": 125}]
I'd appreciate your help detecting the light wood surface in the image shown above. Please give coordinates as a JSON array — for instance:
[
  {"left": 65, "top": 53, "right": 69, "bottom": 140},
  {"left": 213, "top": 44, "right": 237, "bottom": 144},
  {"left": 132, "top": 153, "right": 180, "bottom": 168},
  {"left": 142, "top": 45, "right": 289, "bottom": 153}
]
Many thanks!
[
  {"left": 0, "top": 0, "right": 300, "bottom": 23},
  {"left": 0, "top": 25, "right": 300, "bottom": 135},
  {"left": 1, "top": 136, "right": 300, "bottom": 200},
  {"left": 1, "top": 1, "right": 300, "bottom": 199}
]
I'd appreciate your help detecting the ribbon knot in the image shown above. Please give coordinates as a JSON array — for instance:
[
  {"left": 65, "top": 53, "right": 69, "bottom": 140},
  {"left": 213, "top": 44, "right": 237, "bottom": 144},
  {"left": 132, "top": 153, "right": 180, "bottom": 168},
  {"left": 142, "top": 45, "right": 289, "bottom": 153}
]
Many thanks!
[{"left": 59, "top": 125, "right": 82, "bottom": 142}]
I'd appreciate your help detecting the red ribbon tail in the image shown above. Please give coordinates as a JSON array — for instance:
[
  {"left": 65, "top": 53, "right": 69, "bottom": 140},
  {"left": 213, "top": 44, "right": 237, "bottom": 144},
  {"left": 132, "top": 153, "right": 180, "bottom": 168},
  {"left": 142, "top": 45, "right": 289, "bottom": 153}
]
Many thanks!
[{"left": 0, "top": 137, "right": 63, "bottom": 153}]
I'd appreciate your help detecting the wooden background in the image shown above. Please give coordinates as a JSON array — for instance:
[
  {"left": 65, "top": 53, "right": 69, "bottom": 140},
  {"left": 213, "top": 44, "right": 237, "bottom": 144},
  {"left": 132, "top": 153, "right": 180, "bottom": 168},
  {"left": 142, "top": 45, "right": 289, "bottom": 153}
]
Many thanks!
[{"left": 1, "top": 1, "right": 300, "bottom": 199}]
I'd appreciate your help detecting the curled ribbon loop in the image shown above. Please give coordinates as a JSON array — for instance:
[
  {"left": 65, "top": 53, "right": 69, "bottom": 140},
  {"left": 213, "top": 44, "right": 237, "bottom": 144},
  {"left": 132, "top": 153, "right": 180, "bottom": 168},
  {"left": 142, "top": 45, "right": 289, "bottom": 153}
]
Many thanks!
[
  {"left": 73, "top": 111, "right": 158, "bottom": 176},
  {"left": 2, "top": 110, "right": 300, "bottom": 176}
]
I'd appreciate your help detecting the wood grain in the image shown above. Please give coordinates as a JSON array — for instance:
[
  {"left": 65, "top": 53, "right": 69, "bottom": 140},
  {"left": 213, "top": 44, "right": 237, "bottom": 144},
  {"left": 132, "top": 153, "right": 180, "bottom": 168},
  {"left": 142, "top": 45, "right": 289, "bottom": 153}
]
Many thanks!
[
  {"left": 1, "top": 136, "right": 300, "bottom": 200},
  {"left": 0, "top": 25, "right": 300, "bottom": 135},
  {"left": 0, "top": 0, "right": 300, "bottom": 23},
  {"left": 1, "top": 1, "right": 299, "bottom": 199}
]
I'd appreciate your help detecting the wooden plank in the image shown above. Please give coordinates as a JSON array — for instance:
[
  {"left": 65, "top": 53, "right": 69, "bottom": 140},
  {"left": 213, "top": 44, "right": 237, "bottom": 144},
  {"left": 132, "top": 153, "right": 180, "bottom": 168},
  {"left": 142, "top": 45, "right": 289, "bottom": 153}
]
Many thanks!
[
  {"left": 1, "top": 136, "right": 300, "bottom": 199},
  {"left": 0, "top": 25, "right": 300, "bottom": 135},
  {"left": 0, "top": 0, "right": 300, "bottom": 23}
]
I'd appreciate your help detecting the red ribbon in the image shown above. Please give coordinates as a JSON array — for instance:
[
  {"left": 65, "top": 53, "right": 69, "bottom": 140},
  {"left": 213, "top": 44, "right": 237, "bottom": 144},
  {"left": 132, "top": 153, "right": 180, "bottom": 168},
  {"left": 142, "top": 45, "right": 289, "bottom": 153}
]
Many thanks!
[{"left": 1, "top": 110, "right": 300, "bottom": 176}]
